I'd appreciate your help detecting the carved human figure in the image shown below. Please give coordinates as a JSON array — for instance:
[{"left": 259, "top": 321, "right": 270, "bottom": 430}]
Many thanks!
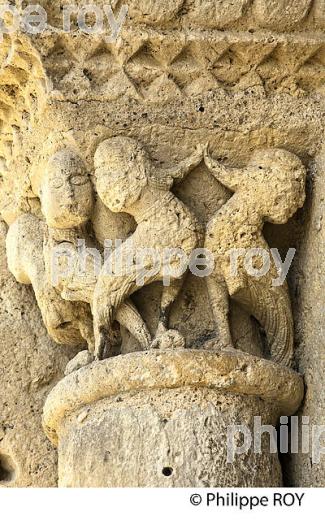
[
  {"left": 39, "top": 148, "right": 94, "bottom": 230},
  {"left": 203, "top": 147, "right": 306, "bottom": 366},
  {"left": 54, "top": 234, "right": 152, "bottom": 353},
  {"left": 6, "top": 213, "right": 94, "bottom": 347},
  {"left": 40, "top": 148, "right": 151, "bottom": 353},
  {"left": 93, "top": 137, "right": 204, "bottom": 359}
]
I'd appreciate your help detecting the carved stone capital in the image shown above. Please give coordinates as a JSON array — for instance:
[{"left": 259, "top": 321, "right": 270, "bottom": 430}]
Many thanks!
[{"left": 1, "top": 0, "right": 323, "bottom": 489}]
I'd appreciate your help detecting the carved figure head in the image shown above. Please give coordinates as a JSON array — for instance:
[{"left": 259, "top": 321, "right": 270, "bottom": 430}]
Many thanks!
[
  {"left": 205, "top": 147, "right": 306, "bottom": 225},
  {"left": 40, "top": 149, "right": 93, "bottom": 229},
  {"left": 246, "top": 148, "right": 306, "bottom": 224},
  {"left": 94, "top": 137, "right": 150, "bottom": 213}
]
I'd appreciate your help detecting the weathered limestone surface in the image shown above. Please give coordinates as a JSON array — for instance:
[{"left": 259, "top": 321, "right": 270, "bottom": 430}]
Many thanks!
[
  {"left": 0, "top": 0, "right": 324, "bottom": 487},
  {"left": 285, "top": 148, "right": 325, "bottom": 486}
]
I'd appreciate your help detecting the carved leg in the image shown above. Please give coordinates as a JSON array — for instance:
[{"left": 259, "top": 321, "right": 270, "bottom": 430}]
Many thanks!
[
  {"left": 149, "top": 276, "right": 186, "bottom": 351},
  {"left": 93, "top": 271, "right": 140, "bottom": 360},
  {"left": 93, "top": 298, "right": 116, "bottom": 360},
  {"left": 156, "top": 276, "right": 185, "bottom": 337},
  {"left": 78, "top": 315, "right": 95, "bottom": 353},
  {"left": 206, "top": 275, "right": 233, "bottom": 349},
  {"left": 116, "top": 299, "right": 151, "bottom": 350}
]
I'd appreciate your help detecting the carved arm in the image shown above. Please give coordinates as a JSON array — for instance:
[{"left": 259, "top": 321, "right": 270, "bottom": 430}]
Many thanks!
[{"left": 204, "top": 146, "right": 243, "bottom": 192}]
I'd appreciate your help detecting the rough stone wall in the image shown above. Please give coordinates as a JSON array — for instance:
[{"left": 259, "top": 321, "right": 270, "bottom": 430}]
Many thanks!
[{"left": 285, "top": 149, "right": 325, "bottom": 487}]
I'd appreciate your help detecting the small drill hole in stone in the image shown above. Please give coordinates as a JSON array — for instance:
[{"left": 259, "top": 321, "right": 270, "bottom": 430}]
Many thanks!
[
  {"left": 0, "top": 453, "right": 16, "bottom": 483},
  {"left": 162, "top": 467, "right": 173, "bottom": 477}
]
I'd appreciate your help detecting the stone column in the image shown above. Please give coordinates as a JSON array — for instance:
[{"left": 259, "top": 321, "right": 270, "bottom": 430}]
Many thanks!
[{"left": 43, "top": 347, "right": 304, "bottom": 487}]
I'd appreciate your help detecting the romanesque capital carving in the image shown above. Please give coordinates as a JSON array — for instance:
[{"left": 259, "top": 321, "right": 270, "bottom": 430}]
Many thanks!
[{"left": 1, "top": 0, "right": 322, "bottom": 489}]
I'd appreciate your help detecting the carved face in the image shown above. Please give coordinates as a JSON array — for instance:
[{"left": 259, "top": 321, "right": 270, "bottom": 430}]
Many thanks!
[
  {"left": 263, "top": 185, "right": 302, "bottom": 224},
  {"left": 248, "top": 149, "right": 306, "bottom": 224},
  {"left": 94, "top": 137, "right": 148, "bottom": 214},
  {"left": 40, "top": 150, "right": 93, "bottom": 229}
]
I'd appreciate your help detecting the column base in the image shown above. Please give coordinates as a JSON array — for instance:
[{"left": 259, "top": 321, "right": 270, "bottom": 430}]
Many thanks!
[{"left": 43, "top": 348, "right": 304, "bottom": 487}]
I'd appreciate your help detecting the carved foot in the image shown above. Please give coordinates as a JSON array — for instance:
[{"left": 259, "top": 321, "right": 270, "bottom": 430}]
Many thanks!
[
  {"left": 65, "top": 350, "right": 95, "bottom": 376},
  {"left": 219, "top": 344, "right": 239, "bottom": 355},
  {"left": 202, "top": 339, "right": 237, "bottom": 353},
  {"left": 150, "top": 329, "right": 186, "bottom": 351}
]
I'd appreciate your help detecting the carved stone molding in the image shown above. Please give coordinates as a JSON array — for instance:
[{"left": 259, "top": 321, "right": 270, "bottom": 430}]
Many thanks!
[
  {"left": 43, "top": 348, "right": 304, "bottom": 487},
  {"left": 39, "top": 32, "right": 325, "bottom": 101},
  {"left": 21, "top": 0, "right": 325, "bottom": 31}
]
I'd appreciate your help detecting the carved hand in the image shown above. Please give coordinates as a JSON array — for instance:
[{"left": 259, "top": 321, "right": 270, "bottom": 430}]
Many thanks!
[
  {"left": 168, "top": 143, "right": 206, "bottom": 185},
  {"left": 190, "top": 143, "right": 206, "bottom": 168}
]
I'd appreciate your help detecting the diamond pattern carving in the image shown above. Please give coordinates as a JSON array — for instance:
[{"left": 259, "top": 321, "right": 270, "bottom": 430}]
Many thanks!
[{"left": 38, "top": 32, "right": 325, "bottom": 101}]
